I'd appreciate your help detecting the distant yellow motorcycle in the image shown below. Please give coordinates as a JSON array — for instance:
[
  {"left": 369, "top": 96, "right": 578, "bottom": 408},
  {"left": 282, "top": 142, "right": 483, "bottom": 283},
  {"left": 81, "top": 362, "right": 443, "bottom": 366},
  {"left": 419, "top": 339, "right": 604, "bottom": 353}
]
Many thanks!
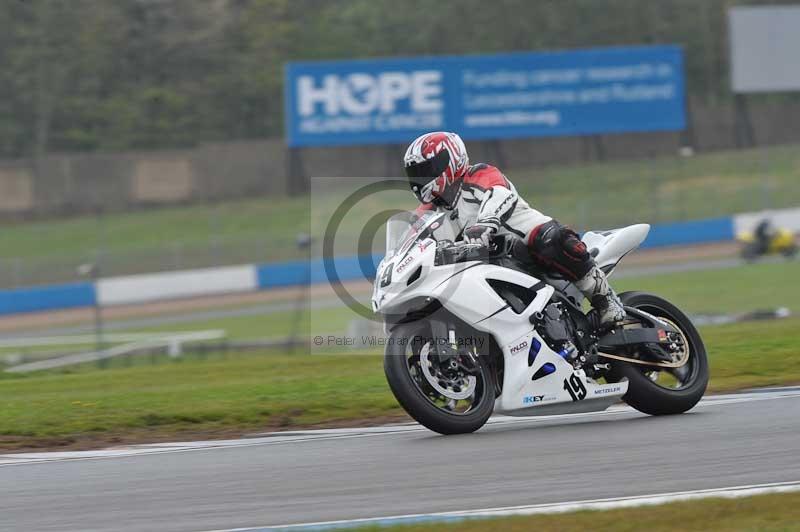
[{"left": 738, "top": 226, "right": 798, "bottom": 261}]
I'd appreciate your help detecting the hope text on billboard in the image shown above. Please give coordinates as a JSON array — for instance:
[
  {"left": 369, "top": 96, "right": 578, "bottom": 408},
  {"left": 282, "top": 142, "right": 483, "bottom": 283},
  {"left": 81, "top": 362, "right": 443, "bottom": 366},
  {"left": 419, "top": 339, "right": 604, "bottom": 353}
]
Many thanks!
[{"left": 284, "top": 45, "right": 685, "bottom": 147}]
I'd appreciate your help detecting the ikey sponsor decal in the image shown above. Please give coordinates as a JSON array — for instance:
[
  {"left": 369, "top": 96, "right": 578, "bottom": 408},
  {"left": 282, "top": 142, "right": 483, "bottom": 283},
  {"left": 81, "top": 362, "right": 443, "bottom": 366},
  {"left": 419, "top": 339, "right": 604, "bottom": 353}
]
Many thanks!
[{"left": 523, "top": 394, "right": 557, "bottom": 405}]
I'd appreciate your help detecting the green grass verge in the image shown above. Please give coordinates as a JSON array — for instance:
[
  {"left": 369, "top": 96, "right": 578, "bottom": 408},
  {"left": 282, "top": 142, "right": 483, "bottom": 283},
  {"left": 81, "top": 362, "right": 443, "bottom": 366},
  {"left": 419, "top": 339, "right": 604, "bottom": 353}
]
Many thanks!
[
  {"left": 521, "top": 143, "right": 800, "bottom": 228},
  {"left": 133, "top": 305, "right": 356, "bottom": 340},
  {"left": 353, "top": 491, "right": 800, "bottom": 532},
  {"left": 614, "top": 260, "right": 800, "bottom": 314},
  {"left": 2, "top": 143, "right": 799, "bottom": 285},
  {"left": 0, "top": 315, "right": 798, "bottom": 450},
  {"left": 0, "top": 348, "right": 393, "bottom": 449},
  {"left": 1, "top": 260, "right": 797, "bottom": 448}
]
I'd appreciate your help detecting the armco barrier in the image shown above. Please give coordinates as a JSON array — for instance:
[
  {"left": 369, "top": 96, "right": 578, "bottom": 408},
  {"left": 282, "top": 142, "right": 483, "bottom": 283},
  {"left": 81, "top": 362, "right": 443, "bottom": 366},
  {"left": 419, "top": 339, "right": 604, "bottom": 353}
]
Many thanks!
[
  {"left": 733, "top": 207, "right": 800, "bottom": 235},
  {"left": 3, "top": 209, "right": 797, "bottom": 316},
  {"left": 96, "top": 264, "right": 257, "bottom": 306}
]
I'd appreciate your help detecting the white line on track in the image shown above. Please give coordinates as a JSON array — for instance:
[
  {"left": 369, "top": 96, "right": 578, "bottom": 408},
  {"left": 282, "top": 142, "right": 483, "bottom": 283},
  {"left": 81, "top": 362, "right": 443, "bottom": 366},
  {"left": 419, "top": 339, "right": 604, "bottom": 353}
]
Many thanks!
[
  {"left": 1, "top": 386, "right": 799, "bottom": 467},
  {"left": 202, "top": 480, "right": 800, "bottom": 532}
]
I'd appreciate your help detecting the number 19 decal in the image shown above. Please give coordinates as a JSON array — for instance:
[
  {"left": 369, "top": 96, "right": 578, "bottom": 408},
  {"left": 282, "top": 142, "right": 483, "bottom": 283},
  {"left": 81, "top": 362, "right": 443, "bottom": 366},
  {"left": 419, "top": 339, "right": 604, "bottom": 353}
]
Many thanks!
[{"left": 563, "top": 374, "right": 587, "bottom": 401}]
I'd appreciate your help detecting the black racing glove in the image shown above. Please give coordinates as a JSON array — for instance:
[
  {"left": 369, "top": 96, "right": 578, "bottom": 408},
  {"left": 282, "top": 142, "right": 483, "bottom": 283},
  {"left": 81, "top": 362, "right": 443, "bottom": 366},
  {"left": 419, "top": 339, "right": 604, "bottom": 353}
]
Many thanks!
[{"left": 464, "top": 223, "right": 497, "bottom": 247}]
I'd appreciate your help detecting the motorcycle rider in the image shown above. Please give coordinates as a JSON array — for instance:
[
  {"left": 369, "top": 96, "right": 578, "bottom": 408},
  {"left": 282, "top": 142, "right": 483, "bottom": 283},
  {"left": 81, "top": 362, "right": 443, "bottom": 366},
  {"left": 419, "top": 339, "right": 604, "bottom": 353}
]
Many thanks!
[
  {"left": 754, "top": 218, "right": 775, "bottom": 255},
  {"left": 403, "top": 131, "right": 626, "bottom": 327}
]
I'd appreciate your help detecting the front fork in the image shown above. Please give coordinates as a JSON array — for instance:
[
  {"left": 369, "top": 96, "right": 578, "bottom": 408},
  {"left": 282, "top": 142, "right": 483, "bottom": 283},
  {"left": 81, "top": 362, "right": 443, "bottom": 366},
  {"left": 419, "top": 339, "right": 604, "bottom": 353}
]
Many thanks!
[{"left": 427, "top": 318, "right": 501, "bottom": 395}]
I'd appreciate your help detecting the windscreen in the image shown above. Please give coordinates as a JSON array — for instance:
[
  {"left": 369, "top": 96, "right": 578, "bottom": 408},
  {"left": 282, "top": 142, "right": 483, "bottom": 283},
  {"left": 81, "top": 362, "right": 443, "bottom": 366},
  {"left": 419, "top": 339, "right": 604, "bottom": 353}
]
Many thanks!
[{"left": 384, "top": 211, "right": 440, "bottom": 256}]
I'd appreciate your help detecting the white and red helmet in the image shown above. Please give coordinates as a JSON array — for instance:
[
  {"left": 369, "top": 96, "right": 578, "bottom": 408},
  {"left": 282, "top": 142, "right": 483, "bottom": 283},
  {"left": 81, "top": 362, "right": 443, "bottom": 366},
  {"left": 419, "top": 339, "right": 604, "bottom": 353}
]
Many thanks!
[{"left": 403, "top": 131, "right": 469, "bottom": 207}]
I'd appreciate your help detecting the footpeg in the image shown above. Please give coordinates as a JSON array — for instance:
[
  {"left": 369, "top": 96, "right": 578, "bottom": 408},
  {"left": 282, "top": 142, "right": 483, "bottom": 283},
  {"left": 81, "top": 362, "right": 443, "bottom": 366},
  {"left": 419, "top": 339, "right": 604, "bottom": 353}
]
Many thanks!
[{"left": 587, "top": 309, "right": 618, "bottom": 334}]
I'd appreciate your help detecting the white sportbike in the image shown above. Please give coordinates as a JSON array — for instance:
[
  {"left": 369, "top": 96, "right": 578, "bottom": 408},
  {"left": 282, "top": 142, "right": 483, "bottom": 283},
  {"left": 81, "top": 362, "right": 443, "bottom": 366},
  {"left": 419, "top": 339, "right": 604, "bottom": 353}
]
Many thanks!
[{"left": 373, "top": 212, "right": 708, "bottom": 434}]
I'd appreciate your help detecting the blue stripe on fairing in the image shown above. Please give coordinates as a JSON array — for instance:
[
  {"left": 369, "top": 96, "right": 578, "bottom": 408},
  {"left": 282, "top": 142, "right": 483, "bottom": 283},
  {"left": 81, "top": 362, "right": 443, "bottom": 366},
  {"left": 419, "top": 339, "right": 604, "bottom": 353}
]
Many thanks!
[
  {"left": 528, "top": 337, "right": 541, "bottom": 367},
  {"left": 531, "top": 362, "right": 557, "bottom": 381},
  {"left": 0, "top": 282, "right": 96, "bottom": 315}
]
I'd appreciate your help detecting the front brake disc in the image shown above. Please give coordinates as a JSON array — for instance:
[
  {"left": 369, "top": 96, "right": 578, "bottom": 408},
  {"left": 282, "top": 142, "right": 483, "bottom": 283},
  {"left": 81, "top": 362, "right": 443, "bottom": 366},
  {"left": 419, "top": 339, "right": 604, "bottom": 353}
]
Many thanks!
[{"left": 419, "top": 343, "right": 476, "bottom": 400}]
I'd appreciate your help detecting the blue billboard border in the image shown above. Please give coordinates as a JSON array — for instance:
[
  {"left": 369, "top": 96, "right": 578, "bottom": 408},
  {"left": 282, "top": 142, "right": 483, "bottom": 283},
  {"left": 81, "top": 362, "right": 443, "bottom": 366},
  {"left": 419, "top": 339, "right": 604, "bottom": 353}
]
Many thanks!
[{"left": 284, "top": 44, "right": 686, "bottom": 147}]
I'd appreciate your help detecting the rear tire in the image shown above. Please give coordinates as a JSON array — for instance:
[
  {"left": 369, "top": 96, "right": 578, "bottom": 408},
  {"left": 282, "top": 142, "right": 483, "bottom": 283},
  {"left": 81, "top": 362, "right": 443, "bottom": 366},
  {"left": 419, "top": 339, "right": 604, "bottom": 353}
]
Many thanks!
[
  {"left": 610, "top": 292, "right": 708, "bottom": 416},
  {"left": 384, "top": 321, "right": 494, "bottom": 435}
]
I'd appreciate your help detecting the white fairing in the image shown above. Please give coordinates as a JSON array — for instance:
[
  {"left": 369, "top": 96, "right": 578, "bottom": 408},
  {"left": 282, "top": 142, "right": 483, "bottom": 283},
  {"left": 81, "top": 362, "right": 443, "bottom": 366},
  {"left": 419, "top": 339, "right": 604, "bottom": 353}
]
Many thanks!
[
  {"left": 373, "top": 214, "right": 647, "bottom": 417},
  {"left": 582, "top": 224, "right": 650, "bottom": 273}
]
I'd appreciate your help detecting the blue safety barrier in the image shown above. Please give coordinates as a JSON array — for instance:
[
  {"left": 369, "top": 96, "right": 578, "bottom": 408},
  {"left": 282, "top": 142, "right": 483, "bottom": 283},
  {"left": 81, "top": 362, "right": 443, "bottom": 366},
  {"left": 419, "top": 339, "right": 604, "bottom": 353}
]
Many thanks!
[
  {"left": 256, "top": 254, "right": 382, "bottom": 289},
  {"left": 639, "top": 216, "right": 735, "bottom": 248},
  {"left": 0, "top": 215, "right": 739, "bottom": 316},
  {"left": 0, "top": 282, "right": 96, "bottom": 315}
]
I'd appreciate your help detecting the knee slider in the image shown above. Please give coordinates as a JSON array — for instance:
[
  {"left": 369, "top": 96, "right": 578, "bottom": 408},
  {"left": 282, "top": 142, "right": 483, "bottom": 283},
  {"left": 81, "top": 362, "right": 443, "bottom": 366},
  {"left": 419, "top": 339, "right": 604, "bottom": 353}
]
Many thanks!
[
  {"left": 561, "top": 232, "right": 590, "bottom": 263},
  {"left": 531, "top": 220, "right": 562, "bottom": 254},
  {"left": 530, "top": 221, "right": 593, "bottom": 280}
]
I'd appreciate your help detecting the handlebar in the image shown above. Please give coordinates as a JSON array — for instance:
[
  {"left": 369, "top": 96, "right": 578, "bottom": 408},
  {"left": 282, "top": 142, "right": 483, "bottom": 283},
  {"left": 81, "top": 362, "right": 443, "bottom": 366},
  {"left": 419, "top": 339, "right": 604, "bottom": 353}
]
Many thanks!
[
  {"left": 435, "top": 236, "right": 515, "bottom": 265},
  {"left": 435, "top": 241, "right": 485, "bottom": 265}
]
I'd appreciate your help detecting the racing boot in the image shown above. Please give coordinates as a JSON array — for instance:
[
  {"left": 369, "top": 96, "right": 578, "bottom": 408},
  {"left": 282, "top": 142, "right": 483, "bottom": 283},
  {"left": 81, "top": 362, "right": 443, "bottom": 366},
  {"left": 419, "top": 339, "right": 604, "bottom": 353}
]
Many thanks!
[{"left": 575, "top": 266, "right": 626, "bottom": 327}]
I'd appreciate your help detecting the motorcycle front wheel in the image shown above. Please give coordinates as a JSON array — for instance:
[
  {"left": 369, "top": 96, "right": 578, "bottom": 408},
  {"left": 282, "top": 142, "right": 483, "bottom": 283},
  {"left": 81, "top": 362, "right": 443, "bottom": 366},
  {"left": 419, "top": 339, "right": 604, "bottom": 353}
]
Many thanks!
[{"left": 384, "top": 321, "right": 495, "bottom": 435}]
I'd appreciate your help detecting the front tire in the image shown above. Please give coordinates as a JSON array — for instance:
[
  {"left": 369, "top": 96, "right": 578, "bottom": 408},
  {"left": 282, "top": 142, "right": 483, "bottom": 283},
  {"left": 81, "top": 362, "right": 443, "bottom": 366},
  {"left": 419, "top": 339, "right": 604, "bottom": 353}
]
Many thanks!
[
  {"left": 384, "top": 321, "right": 494, "bottom": 435},
  {"left": 610, "top": 292, "right": 709, "bottom": 416}
]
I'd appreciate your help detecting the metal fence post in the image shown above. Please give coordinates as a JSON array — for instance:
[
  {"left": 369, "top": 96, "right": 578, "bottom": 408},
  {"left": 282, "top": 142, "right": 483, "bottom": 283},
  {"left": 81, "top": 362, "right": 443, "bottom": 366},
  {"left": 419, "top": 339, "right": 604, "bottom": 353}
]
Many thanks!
[
  {"left": 288, "top": 233, "right": 313, "bottom": 355},
  {"left": 78, "top": 263, "right": 105, "bottom": 368}
]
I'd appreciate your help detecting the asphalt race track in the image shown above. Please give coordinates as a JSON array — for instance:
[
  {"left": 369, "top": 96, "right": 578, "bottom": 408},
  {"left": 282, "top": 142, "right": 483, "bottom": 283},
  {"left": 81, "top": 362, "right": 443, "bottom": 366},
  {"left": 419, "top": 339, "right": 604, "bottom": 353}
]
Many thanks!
[{"left": 1, "top": 387, "right": 800, "bottom": 531}]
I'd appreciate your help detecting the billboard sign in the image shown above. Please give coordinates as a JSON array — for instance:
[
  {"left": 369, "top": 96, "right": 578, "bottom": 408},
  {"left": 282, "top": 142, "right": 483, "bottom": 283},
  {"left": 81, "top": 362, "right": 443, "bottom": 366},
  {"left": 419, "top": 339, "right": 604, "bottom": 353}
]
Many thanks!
[
  {"left": 284, "top": 45, "right": 686, "bottom": 147},
  {"left": 729, "top": 6, "right": 800, "bottom": 93}
]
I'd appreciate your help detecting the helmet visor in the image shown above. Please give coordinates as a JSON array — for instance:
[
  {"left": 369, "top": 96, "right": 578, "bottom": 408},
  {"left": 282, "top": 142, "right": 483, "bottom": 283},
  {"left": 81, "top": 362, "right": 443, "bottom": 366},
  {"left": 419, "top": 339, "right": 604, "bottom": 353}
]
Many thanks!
[{"left": 405, "top": 149, "right": 451, "bottom": 186}]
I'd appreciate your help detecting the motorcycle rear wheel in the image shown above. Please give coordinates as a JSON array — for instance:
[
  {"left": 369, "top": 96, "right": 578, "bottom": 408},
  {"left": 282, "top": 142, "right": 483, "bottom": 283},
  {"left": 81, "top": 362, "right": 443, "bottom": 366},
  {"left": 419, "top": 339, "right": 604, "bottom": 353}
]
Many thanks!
[
  {"left": 740, "top": 242, "right": 760, "bottom": 261},
  {"left": 384, "top": 321, "right": 495, "bottom": 435},
  {"left": 609, "top": 292, "right": 709, "bottom": 416}
]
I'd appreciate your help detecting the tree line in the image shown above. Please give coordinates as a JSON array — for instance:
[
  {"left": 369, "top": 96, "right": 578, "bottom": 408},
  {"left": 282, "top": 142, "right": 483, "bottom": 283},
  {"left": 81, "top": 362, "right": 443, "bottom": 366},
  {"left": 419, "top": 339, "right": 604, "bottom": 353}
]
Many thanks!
[{"left": 0, "top": 0, "right": 792, "bottom": 161}]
